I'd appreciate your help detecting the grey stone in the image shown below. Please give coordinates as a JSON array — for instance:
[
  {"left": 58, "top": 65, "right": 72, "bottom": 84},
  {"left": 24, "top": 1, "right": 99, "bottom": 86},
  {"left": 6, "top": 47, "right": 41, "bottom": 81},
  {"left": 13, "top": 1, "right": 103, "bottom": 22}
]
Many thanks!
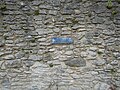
[
  {"left": 32, "top": 1, "right": 41, "bottom": 5},
  {"left": 23, "top": 61, "right": 34, "bottom": 67},
  {"left": 93, "top": 31, "right": 101, "bottom": 37},
  {"left": 0, "top": 52, "right": 4, "bottom": 56},
  {"left": 93, "top": 38, "right": 103, "bottom": 45},
  {"left": 50, "top": 0, "right": 61, "bottom": 7},
  {"left": 89, "top": 47, "right": 97, "bottom": 51},
  {"left": 80, "top": 51, "right": 88, "bottom": 57},
  {"left": 92, "top": 17, "right": 104, "bottom": 24},
  {"left": 5, "top": 60, "right": 21, "bottom": 68},
  {"left": 20, "top": 2, "right": 25, "bottom": 6},
  {"left": 0, "top": 61, "right": 4, "bottom": 67},
  {"left": 2, "top": 55, "right": 14, "bottom": 60},
  {"left": 62, "top": 27, "right": 71, "bottom": 31},
  {"left": 72, "top": 25, "right": 81, "bottom": 30},
  {"left": 115, "top": 39, "right": 120, "bottom": 46},
  {"left": 64, "top": 51, "right": 73, "bottom": 55},
  {"left": 111, "top": 60, "right": 118, "bottom": 65},
  {"left": 114, "top": 20, "right": 120, "bottom": 25},
  {"left": 49, "top": 48, "right": 55, "bottom": 52},
  {"left": 34, "top": 15, "right": 42, "bottom": 21},
  {"left": 53, "top": 28, "right": 60, "bottom": 33},
  {"left": 16, "top": 42, "right": 27, "bottom": 47},
  {"left": 113, "top": 52, "right": 120, "bottom": 59},
  {"left": 15, "top": 51, "right": 25, "bottom": 59},
  {"left": 39, "top": 10, "right": 47, "bottom": 15},
  {"left": 65, "top": 57, "right": 86, "bottom": 67},
  {"left": 93, "top": 4, "right": 106, "bottom": 14},
  {"left": 91, "top": 71, "right": 98, "bottom": 75},
  {"left": 94, "top": 82, "right": 110, "bottom": 90},
  {"left": 85, "top": 32, "right": 93, "bottom": 39},
  {"left": 105, "top": 37, "right": 115, "bottom": 45},
  {"left": 61, "top": 10, "right": 73, "bottom": 15},
  {"left": 94, "top": 59, "right": 106, "bottom": 66},
  {"left": 1, "top": 78, "right": 10, "bottom": 89},
  {"left": 69, "top": 86, "right": 81, "bottom": 90},
  {"left": 0, "top": 40, "right": 5, "bottom": 47},
  {"left": 115, "top": 81, "right": 120, "bottom": 87},
  {"left": 39, "top": 5, "right": 52, "bottom": 9},
  {"left": 36, "top": 28, "right": 53, "bottom": 35},
  {"left": 58, "top": 86, "right": 68, "bottom": 90},
  {"left": 0, "top": 72, "right": 6, "bottom": 77},
  {"left": 49, "top": 10, "right": 57, "bottom": 15},
  {"left": 38, "top": 38, "right": 46, "bottom": 42},
  {"left": 1, "top": 63, "right": 6, "bottom": 70},
  {"left": 29, "top": 55, "right": 42, "bottom": 61},
  {"left": 105, "top": 64, "right": 113, "bottom": 70},
  {"left": 61, "top": 31, "right": 71, "bottom": 35},
  {"left": 35, "top": 21, "right": 42, "bottom": 25},
  {"left": 74, "top": 10, "right": 81, "bottom": 14},
  {"left": 30, "top": 86, "right": 39, "bottom": 90},
  {"left": 88, "top": 51, "right": 97, "bottom": 57}
]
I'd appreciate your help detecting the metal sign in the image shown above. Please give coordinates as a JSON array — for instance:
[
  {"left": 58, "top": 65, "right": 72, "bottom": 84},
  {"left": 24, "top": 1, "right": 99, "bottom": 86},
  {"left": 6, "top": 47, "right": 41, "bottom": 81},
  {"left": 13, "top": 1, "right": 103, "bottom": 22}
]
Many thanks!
[{"left": 52, "top": 37, "right": 73, "bottom": 44}]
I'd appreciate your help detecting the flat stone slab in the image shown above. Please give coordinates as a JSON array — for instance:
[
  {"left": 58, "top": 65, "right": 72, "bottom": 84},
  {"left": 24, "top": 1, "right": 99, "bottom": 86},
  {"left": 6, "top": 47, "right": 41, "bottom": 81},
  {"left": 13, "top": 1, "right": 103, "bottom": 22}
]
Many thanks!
[
  {"left": 65, "top": 57, "right": 86, "bottom": 67},
  {"left": 52, "top": 37, "right": 73, "bottom": 44}
]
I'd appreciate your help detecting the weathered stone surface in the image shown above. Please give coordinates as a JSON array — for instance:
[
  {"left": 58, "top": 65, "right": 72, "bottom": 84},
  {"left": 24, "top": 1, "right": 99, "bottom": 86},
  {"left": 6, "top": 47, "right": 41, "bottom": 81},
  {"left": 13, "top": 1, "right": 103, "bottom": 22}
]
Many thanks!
[
  {"left": 0, "top": 39, "right": 5, "bottom": 47},
  {"left": 2, "top": 55, "right": 14, "bottom": 60},
  {"left": 92, "top": 17, "right": 104, "bottom": 24},
  {"left": 89, "top": 47, "right": 97, "bottom": 51},
  {"left": 111, "top": 60, "right": 118, "bottom": 65},
  {"left": 0, "top": 0, "right": 120, "bottom": 90},
  {"left": 36, "top": 29, "right": 53, "bottom": 35},
  {"left": 53, "top": 28, "right": 60, "bottom": 33},
  {"left": 5, "top": 60, "right": 21, "bottom": 68},
  {"left": 94, "top": 59, "right": 106, "bottom": 66},
  {"left": 23, "top": 61, "right": 34, "bottom": 67},
  {"left": 15, "top": 51, "right": 25, "bottom": 59},
  {"left": 65, "top": 57, "right": 86, "bottom": 67},
  {"left": 94, "top": 82, "right": 110, "bottom": 90},
  {"left": 0, "top": 52, "right": 4, "bottom": 56},
  {"left": 29, "top": 55, "right": 42, "bottom": 61},
  {"left": 105, "top": 64, "right": 114, "bottom": 70},
  {"left": 93, "top": 4, "right": 106, "bottom": 14},
  {"left": 69, "top": 86, "right": 81, "bottom": 90},
  {"left": 64, "top": 51, "right": 73, "bottom": 55}
]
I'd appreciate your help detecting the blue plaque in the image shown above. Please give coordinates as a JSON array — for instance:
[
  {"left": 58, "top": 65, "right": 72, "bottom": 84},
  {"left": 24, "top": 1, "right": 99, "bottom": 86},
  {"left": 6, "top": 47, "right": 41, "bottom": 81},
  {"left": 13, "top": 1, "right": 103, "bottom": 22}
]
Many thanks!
[{"left": 52, "top": 37, "right": 73, "bottom": 44}]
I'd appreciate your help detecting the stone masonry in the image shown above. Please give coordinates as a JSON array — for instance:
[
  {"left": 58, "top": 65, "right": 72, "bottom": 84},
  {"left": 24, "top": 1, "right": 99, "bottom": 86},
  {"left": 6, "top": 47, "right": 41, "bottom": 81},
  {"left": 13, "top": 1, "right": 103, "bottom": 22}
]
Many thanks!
[{"left": 0, "top": 0, "right": 120, "bottom": 90}]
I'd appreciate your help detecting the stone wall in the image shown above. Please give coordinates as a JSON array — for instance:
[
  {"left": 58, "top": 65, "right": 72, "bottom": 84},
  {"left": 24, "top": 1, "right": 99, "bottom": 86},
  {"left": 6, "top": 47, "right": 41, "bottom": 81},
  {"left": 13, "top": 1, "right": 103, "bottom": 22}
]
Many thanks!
[{"left": 0, "top": 0, "right": 120, "bottom": 90}]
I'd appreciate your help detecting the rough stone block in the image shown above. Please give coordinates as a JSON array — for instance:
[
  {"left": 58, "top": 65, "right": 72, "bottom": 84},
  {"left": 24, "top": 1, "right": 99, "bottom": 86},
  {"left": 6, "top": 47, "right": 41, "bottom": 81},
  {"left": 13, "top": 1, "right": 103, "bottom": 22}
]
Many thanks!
[{"left": 65, "top": 57, "right": 86, "bottom": 67}]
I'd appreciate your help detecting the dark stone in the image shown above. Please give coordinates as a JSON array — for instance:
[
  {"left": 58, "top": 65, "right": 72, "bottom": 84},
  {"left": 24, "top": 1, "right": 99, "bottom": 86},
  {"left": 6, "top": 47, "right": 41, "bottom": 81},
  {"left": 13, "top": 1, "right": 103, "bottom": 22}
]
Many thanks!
[
  {"left": 5, "top": 60, "right": 22, "bottom": 68},
  {"left": 15, "top": 51, "right": 25, "bottom": 59},
  {"left": 30, "top": 86, "right": 39, "bottom": 90},
  {"left": 23, "top": 61, "right": 34, "bottom": 67},
  {"left": 92, "top": 17, "right": 104, "bottom": 24},
  {"left": 114, "top": 19, "right": 120, "bottom": 25},
  {"left": 65, "top": 57, "right": 86, "bottom": 67},
  {"left": 61, "top": 10, "right": 73, "bottom": 15},
  {"left": 0, "top": 39, "right": 5, "bottom": 47},
  {"left": 85, "top": 32, "right": 93, "bottom": 39},
  {"left": 115, "top": 39, "right": 120, "bottom": 46},
  {"left": 0, "top": 42, "right": 5, "bottom": 47},
  {"left": 92, "top": 38, "right": 103, "bottom": 45},
  {"left": 2, "top": 78, "right": 11, "bottom": 89},
  {"left": 52, "top": 37, "right": 73, "bottom": 44},
  {"left": 93, "top": 4, "right": 106, "bottom": 14},
  {"left": 93, "top": 31, "right": 100, "bottom": 37},
  {"left": 50, "top": 0, "right": 61, "bottom": 7}
]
